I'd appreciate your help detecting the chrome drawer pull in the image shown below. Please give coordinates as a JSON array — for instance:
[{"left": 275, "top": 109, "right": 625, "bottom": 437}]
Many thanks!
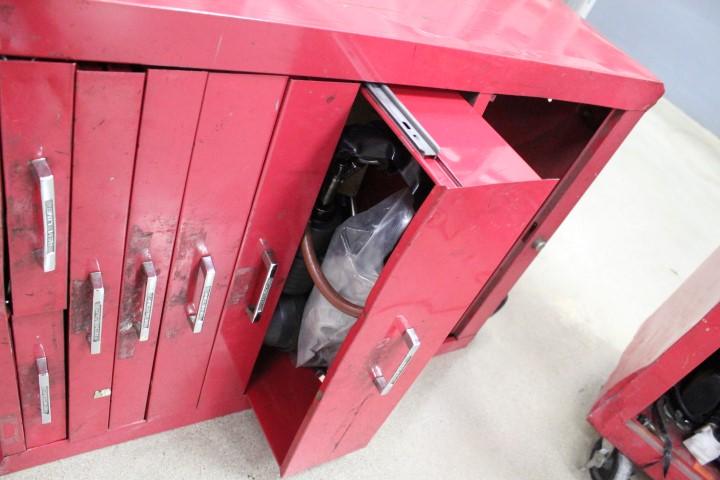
[
  {"left": 247, "top": 248, "right": 278, "bottom": 324},
  {"left": 371, "top": 327, "right": 421, "bottom": 396},
  {"left": 136, "top": 260, "right": 157, "bottom": 342},
  {"left": 36, "top": 347, "right": 51, "bottom": 424},
  {"left": 89, "top": 271, "right": 104, "bottom": 355},
  {"left": 31, "top": 158, "right": 57, "bottom": 272},
  {"left": 187, "top": 255, "right": 215, "bottom": 334}
]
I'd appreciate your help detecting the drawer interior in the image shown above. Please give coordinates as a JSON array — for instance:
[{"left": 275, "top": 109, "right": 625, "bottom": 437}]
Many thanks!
[
  {"left": 482, "top": 94, "right": 611, "bottom": 180},
  {"left": 445, "top": 94, "right": 613, "bottom": 342},
  {"left": 248, "top": 88, "right": 556, "bottom": 473}
]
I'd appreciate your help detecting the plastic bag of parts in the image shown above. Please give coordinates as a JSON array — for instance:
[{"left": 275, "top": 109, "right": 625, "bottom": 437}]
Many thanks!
[{"left": 296, "top": 189, "right": 414, "bottom": 368}]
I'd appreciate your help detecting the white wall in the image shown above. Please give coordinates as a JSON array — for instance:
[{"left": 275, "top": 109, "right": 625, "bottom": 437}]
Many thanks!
[{"left": 585, "top": 0, "right": 720, "bottom": 137}]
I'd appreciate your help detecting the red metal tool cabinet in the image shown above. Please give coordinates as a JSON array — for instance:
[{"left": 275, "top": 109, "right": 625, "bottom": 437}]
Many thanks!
[
  {"left": 0, "top": 0, "right": 663, "bottom": 476},
  {"left": 588, "top": 248, "right": 720, "bottom": 480}
]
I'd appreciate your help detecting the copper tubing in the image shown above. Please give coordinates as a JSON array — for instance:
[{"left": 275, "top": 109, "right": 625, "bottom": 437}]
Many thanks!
[{"left": 301, "top": 227, "right": 364, "bottom": 317}]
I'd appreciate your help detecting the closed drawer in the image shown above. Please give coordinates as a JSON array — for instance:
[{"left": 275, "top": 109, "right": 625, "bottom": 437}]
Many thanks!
[
  {"left": 11, "top": 311, "right": 66, "bottom": 449},
  {"left": 67, "top": 70, "right": 144, "bottom": 440},
  {"left": 146, "top": 73, "right": 288, "bottom": 419},
  {"left": 0, "top": 61, "right": 73, "bottom": 316},
  {"left": 110, "top": 69, "right": 206, "bottom": 429},
  {"left": 247, "top": 85, "right": 556, "bottom": 475}
]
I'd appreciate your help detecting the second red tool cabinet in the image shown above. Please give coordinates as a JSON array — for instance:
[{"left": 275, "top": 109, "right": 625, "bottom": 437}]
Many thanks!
[
  {"left": 589, "top": 248, "right": 720, "bottom": 480},
  {"left": 0, "top": 0, "right": 663, "bottom": 476}
]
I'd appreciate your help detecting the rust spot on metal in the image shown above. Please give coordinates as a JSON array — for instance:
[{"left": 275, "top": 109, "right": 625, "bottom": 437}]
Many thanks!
[
  {"left": 0, "top": 5, "right": 16, "bottom": 24},
  {"left": 165, "top": 324, "right": 182, "bottom": 340},
  {"left": 117, "top": 225, "right": 154, "bottom": 357},
  {"left": 169, "top": 288, "right": 187, "bottom": 307},
  {"left": 228, "top": 266, "right": 254, "bottom": 305},
  {"left": 168, "top": 228, "right": 207, "bottom": 307},
  {"left": 70, "top": 279, "right": 91, "bottom": 334},
  {"left": 0, "top": 414, "right": 22, "bottom": 448}
]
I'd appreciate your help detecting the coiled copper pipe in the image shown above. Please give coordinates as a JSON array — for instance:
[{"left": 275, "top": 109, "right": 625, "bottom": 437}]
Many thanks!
[{"left": 301, "top": 227, "right": 363, "bottom": 317}]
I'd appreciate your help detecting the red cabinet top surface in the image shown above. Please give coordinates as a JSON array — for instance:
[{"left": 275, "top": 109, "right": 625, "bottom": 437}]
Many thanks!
[{"left": 0, "top": 0, "right": 663, "bottom": 110}]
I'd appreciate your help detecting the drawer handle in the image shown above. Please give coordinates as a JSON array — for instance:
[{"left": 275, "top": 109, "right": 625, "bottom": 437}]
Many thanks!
[
  {"left": 187, "top": 255, "right": 215, "bottom": 334},
  {"left": 371, "top": 327, "right": 421, "bottom": 396},
  {"left": 136, "top": 260, "right": 157, "bottom": 342},
  {"left": 31, "top": 158, "right": 57, "bottom": 273},
  {"left": 246, "top": 248, "right": 278, "bottom": 324},
  {"left": 35, "top": 345, "right": 52, "bottom": 424},
  {"left": 89, "top": 271, "right": 104, "bottom": 355}
]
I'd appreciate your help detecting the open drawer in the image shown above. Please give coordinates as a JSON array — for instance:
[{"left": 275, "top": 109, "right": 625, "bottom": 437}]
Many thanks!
[{"left": 245, "top": 85, "right": 558, "bottom": 475}]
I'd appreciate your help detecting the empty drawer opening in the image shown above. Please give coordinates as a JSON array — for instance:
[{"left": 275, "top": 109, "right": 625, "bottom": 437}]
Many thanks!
[{"left": 482, "top": 94, "right": 610, "bottom": 180}]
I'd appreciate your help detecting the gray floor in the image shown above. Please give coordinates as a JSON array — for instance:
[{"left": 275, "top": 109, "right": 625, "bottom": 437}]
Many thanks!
[{"left": 7, "top": 98, "right": 720, "bottom": 479}]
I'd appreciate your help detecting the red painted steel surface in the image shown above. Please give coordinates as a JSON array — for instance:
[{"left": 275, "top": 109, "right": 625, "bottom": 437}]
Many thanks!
[
  {"left": 0, "top": 169, "right": 24, "bottom": 458},
  {"left": 450, "top": 110, "right": 644, "bottom": 342},
  {"left": 250, "top": 179, "right": 556, "bottom": 475},
  {"left": 0, "top": 61, "right": 73, "bottom": 316},
  {"left": 249, "top": 351, "right": 322, "bottom": 464},
  {"left": 67, "top": 71, "right": 144, "bottom": 441},
  {"left": 110, "top": 70, "right": 206, "bottom": 429},
  {"left": 360, "top": 88, "right": 458, "bottom": 189},
  {"left": 0, "top": 1, "right": 663, "bottom": 110},
  {"left": 588, "top": 247, "right": 720, "bottom": 479},
  {"left": 199, "top": 80, "right": 359, "bottom": 409},
  {"left": 146, "top": 73, "right": 287, "bottom": 419},
  {"left": 359, "top": 87, "right": 543, "bottom": 190},
  {"left": 11, "top": 312, "right": 66, "bottom": 449},
  {"left": 0, "top": 394, "right": 250, "bottom": 475},
  {"left": 0, "top": 307, "right": 24, "bottom": 458},
  {"left": 393, "top": 87, "right": 542, "bottom": 187}
]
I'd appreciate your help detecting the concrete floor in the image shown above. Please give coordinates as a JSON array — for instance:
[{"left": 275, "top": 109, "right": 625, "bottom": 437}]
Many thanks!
[{"left": 7, "top": 98, "right": 720, "bottom": 479}]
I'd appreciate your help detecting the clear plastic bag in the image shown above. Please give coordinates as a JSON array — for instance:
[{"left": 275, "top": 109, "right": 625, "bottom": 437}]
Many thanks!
[{"left": 296, "top": 189, "right": 414, "bottom": 367}]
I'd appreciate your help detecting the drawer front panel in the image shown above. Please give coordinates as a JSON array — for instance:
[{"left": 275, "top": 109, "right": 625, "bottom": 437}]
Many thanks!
[
  {"left": 279, "top": 180, "right": 556, "bottom": 475},
  {"left": 0, "top": 308, "right": 24, "bottom": 457},
  {"left": 110, "top": 70, "right": 207, "bottom": 429},
  {"left": 199, "top": 80, "right": 358, "bottom": 408},
  {"left": 0, "top": 61, "right": 74, "bottom": 316},
  {"left": 12, "top": 312, "right": 66, "bottom": 448},
  {"left": 67, "top": 71, "right": 144, "bottom": 440},
  {"left": 147, "top": 73, "right": 288, "bottom": 418}
]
